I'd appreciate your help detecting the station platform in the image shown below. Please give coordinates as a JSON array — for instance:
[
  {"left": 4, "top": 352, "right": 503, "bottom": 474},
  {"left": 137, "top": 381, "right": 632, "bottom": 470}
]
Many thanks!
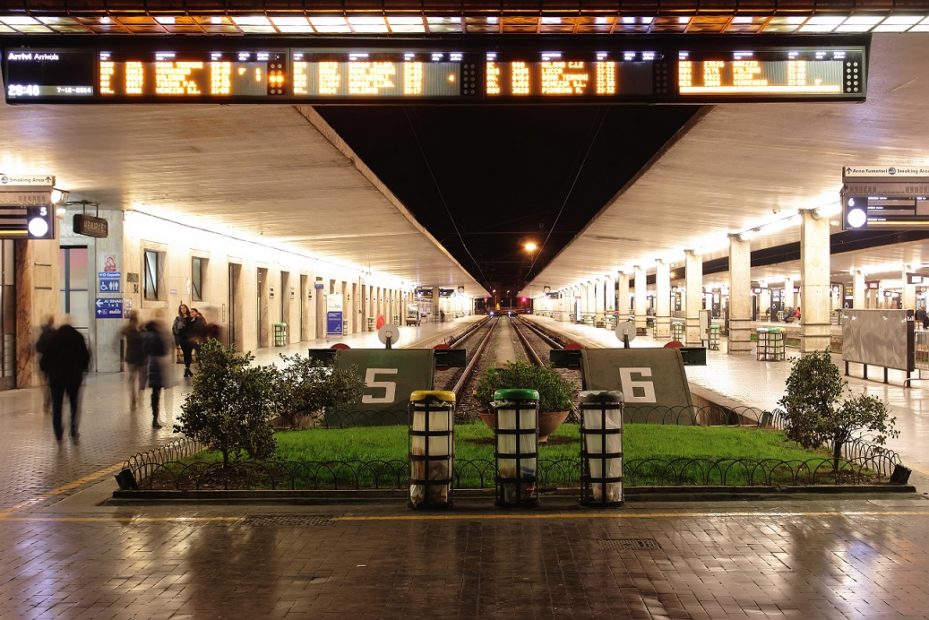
[
  {"left": 523, "top": 315, "right": 929, "bottom": 492},
  {"left": 2, "top": 314, "right": 929, "bottom": 618}
]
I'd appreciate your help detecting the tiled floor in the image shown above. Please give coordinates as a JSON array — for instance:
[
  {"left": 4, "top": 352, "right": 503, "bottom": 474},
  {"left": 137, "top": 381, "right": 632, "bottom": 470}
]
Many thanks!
[{"left": 3, "top": 315, "right": 929, "bottom": 619}]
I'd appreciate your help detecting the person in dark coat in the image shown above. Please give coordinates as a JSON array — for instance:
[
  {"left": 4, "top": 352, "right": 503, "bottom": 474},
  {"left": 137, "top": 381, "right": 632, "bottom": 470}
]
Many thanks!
[
  {"left": 35, "top": 315, "right": 56, "bottom": 414},
  {"left": 172, "top": 304, "right": 194, "bottom": 378},
  {"left": 41, "top": 319, "right": 90, "bottom": 441},
  {"left": 189, "top": 308, "right": 208, "bottom": 362},
  {"left": 142, "top": 318, "right": 170, "bottom": 428},
  {"left": 121, "top": 311, "right": 147, "bottom": 411}
]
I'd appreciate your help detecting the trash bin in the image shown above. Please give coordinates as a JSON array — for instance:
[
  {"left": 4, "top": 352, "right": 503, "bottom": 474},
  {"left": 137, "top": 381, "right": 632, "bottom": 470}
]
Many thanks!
[
  {"left": 708, "top": 324, "right": 721, "bottom": 351},
  {"left": 273, "top": 322, "right": 287, "bottom": 347},
  {"left": 579, "top": 391, "right": 624, "bottom": 507},
  {"left": 367, "top": 317, "right": 375, "bottom": 331},
  {"left": 493, "top": 388, "right": 539, "bottom": 508},
  {"left": 409, "top": 390, "right": 455, "bottom": 509}
]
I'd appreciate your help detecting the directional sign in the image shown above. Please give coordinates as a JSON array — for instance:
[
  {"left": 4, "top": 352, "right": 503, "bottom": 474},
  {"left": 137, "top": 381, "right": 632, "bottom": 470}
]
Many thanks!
[
  {"left": 98, "top": 271, "right": 120, "bottom": 293},
  {"left": 95, "top": 297, "right": 123, "bottom": 319},
  {"left": 0, "top": 174, "right": 53, "bottom": 186}
]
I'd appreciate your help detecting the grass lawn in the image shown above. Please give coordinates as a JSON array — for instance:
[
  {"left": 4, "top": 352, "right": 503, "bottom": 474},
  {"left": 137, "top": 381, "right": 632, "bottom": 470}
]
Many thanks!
[{"left": 172, "top": 422, "right": 859, "bottom": 488}]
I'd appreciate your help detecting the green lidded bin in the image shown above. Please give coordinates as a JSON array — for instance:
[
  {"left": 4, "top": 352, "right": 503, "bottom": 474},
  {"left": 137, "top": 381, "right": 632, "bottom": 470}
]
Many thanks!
[{"left": 492, "top": 388, "right": 540, "bottom": 507}]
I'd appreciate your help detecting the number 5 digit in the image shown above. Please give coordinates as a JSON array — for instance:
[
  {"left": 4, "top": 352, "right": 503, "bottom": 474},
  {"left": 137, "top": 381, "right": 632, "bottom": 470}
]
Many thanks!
[{"left": 361, "top": 368, "right": 398, "bottom": 404}]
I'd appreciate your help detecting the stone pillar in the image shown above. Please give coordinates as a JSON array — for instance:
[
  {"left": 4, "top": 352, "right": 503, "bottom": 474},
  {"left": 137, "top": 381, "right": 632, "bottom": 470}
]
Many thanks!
[
  {"left": 14, "top": 240, "right": 35, "bottom": 389},
  {"left": 759, "top": 285, "right": 772, "bottom": 322},
  {"left": 633, "top": 266, "right": 647, "bottom": 331},
  {"left": 903, "top": 266, "right": 917, "bottom": 311},
  {"left": 617, "top": 272, "right": 630, "bottom": 320},
  {"left": 800, "top": 208, "right": 832, "bottom": 352},
  {"left": 655, "top": 259, "right": 671, "bottom": 339},
  {"left": 594, "top": 279, "right": 605, "bottom": 316},
  {"left": 784, "top": 277, "right": 795, "bottom": 311},
  {"left": 728, "top": 235, "right": 752, "bottom": 354},
  {"left": 605, "top": 276, "right": 615, "bottom": 312},
  {"left": 684, "top": 250, "right": 703, "bottom": 346},
  {"left": 853, "top": 270, "right": 865, "bottom": 309}
]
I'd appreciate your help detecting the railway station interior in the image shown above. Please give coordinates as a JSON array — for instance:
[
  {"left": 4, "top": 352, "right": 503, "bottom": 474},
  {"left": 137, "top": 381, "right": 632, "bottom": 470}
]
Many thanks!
[{"left": 4, "top": 3, "right": 929, "bottom": 618}]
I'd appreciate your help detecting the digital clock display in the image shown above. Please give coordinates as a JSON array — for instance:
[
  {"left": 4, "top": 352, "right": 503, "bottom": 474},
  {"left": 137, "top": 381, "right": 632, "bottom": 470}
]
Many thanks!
[{"left": 2, "top": 41, "right": 868, "bottom": 104}]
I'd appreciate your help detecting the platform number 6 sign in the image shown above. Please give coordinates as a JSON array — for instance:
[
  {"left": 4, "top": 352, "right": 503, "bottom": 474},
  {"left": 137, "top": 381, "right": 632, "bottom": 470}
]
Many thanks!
[{"left": 618, "top": 367, "right": 657, "bottom": 403}]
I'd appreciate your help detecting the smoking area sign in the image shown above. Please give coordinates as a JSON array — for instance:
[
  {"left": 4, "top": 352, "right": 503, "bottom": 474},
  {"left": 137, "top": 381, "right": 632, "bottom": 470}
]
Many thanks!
[{"left": 98, "top": 271, "right": 120, "bottom": 293}]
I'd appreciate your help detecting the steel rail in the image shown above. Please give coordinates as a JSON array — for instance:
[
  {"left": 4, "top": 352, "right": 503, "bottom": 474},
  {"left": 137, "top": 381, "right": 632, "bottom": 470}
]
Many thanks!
[
  {"left": 451, "top": 316, "right": 498, "bottom": 400},
  {"left": 511, "top": 316, "right": 544, "bottom": 366}
]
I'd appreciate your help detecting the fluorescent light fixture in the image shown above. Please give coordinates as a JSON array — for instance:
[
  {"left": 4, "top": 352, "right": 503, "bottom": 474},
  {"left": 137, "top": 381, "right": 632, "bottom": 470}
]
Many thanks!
[
  {"left": 732, "top": 16, "right": 754, "bottom": 24},
  {"left": 836, "top": 24, "right": 877, "bottom": 32},
  {"left": 155, "top": 16, "right": 176, "bottom": 25},
  {"left": 882, "top": 15, "right": 924, "bottom": 24},
  {"left": 387, "top": 16, "right": 423, "bottom": 25},
  {"left": 271, "top": 16, "right": 310, "bottom": 26},
  {"left": 231, "top": 15, "right": 271, "bottom": 26},
  {"left": 807, "top": 15, "right": 846, "bottom": 24},
  {"left": 0, "top": 15, "right": 40, "bottom": 25},
  {"left": 844, "top": 15, "right": 883, "bottom": 25},
  {"left": 815, "top": 203, "right": 842, "bottom": 218},
  {"left": 541, "top": 17, "right": 562, "bottom": 24},
  {"left": 874, "top": 23, "right": 913, "bottom": 31},
  {"left": 348, "top": 16, "right": 386, "bottom": 25},
  {"left": 739, "top": 229, "right": 759, "bottom": 241},
  {"left": 310, "top": 16, "right": 348, "bottom": 26},
  {"left": 678, "top": 16, "right": 692, "bottom": 24},
  {"left": 799, "top": 23, "right": 838, "bottom": 32}
]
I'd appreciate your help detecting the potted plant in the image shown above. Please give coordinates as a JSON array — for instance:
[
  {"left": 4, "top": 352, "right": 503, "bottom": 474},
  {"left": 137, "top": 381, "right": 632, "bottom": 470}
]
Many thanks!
[{"left": 474, "top": 360, "right": 578, "bottom": 442}]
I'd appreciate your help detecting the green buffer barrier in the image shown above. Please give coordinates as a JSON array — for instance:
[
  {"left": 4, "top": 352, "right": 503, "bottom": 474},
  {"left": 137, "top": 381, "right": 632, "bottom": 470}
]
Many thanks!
[{"left": 493, "top": 388, "right": 539, "bottom": 508}]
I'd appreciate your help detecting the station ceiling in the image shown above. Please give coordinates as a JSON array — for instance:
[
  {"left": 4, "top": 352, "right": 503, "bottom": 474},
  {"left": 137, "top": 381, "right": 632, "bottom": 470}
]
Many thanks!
[{"left": 1, "top": 27, "right": 928, "bottom": 297}]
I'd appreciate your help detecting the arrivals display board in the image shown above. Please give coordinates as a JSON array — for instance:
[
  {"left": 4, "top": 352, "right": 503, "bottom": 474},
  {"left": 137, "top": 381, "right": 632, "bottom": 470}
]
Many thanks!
[{"left": 2, "top": 37, "right": 868, "bottom": 104}]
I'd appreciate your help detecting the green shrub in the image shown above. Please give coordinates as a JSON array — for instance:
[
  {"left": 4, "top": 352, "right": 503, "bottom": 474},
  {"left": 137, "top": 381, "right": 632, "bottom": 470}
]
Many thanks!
[
  {"left": 270, "top": 353, "right": 365, "bottom": 428},
  {"left": 175, "top": 340, "right": 277, "bottom": 467},
  {"left": 774, "top": 350, "right": 898, "bottom": 469},
  {"left": 474, "top": 360, "right": 577, "bottom": 413}
]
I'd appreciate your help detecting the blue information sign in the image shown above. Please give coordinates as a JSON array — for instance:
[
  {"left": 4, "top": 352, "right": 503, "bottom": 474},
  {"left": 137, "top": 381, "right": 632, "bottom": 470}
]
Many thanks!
[
  {"left": 95, "top": 298, "right": 123, "bottom": 319},
  {"left": 98, "top": 271, "right": 121, "bottom": 293},
  {"left": 326, "top": 311, "right": 343, "bottom": 336}
]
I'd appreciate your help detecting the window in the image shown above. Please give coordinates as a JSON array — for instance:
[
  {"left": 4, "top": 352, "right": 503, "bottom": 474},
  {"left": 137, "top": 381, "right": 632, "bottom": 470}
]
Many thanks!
[
  {"left": 191, "top": 256, "right": 205, "bottom": 302},
  {"left": 144, "top": 249, "right": 164, "bottom": 301}
]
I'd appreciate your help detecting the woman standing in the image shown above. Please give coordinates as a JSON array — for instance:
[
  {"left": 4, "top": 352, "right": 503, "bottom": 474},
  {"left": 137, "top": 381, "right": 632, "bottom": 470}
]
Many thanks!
[{"left": 172, "top": 304, "right": 194, "bottom": 377}]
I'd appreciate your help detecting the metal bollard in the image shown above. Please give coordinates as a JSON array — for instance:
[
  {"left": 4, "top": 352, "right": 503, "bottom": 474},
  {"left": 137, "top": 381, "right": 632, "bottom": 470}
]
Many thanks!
[
  {"left": 409, "top": 390, "right": 455, "bottom": 509},
  {"left": 579, "top": 390, "right": 624, "bottom": 507},
  {"left": 493, "top": 388, "right": 539, "bottom": 507}
]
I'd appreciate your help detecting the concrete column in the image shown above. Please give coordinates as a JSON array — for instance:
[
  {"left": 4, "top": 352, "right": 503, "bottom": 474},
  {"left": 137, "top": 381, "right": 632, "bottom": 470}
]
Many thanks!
[
  {"left": 784, "top": 277, "right": 795, "bottom": 310},
  {"left": 605, "top": 276, "right": 615, "bottom": 311},
  {"left": 853, "top": 270, "right": 865, "bottom": 309},
  {"left": 594, "top": 279, "right": 605, "bottom": 315},
  {"left": 617, "top": 272, "right": 630, "bottom": 320},
  {"left": 655, "top": 259, "right": 671, "bottom": 339},
  {"left": 903, "top": 266, "right": 917, "bottom": 311},
  {"left": 800, "top": 208, "right": 832, "bottom": 352},
  {"left": 759, "top": 286, "right": 772, "bottom": 321},
  {"left": 684, "top": 250, "right": 703, "bottom": 346},
  {"left": 728, "top": 235, "right": 752, "bottom": 354},
  {"left": 634, "top": 266, "right": 647, "bottom": 331}
]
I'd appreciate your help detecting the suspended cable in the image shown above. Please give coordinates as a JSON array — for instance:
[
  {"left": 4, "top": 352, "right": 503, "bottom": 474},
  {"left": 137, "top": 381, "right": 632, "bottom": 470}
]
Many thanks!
[
  {"left": 403, "top": 108, "right": 488, "bottom": 286},
  {"left": 527, "top": 107, "right": 610, "bottom": 283}
]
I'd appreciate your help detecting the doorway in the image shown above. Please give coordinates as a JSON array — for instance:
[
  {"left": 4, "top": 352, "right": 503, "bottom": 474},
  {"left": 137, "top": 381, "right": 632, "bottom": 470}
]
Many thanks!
[
  {"left": 227, "top": 263, "right": 243, "bottom": 348},
  {"left": 257, "top": 267, "right": 269, "bottom": 347}
]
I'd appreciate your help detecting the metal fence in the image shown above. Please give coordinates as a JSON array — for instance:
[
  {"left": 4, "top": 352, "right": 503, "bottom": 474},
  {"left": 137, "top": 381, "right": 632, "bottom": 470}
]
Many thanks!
[{"left": 122, "top": 402, "right": 902, "bottom": 491}]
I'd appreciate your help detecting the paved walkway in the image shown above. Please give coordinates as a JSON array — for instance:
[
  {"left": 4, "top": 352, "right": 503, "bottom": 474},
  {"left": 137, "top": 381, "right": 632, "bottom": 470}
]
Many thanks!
[{"left": 3, "top": 314, "right": 929, "bottom": 618}]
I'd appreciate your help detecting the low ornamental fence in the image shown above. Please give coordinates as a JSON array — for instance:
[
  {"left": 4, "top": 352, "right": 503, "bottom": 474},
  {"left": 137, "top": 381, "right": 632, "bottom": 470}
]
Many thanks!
[{"left": 121, "top": 403, "right": 903, "bottom": 491}]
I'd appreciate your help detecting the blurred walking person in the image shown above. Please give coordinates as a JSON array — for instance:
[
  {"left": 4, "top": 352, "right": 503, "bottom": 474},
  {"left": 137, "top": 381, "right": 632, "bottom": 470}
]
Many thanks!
[
  {"left": 173, "top": 304, "right": 194, "bottom": 378},
  {"left": 121, "top": 310, "right": 147, "bottom": 411},
  {"left": 142, "top": 317, "right": 171, "bottom": 428},
  {"left": 35, "top": 315, "right": 56, "bottom": 414},
  {"left": 189, "top": 307, "right": 208, "bottom": 364},
  {"left": 42, "top": 317, "right": 90, "bottom": 441}
]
